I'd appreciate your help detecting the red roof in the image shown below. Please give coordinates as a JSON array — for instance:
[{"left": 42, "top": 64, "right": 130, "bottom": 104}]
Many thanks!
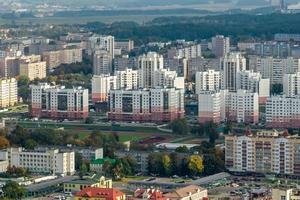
[{"left": 75, "top": 187, "right": 125, "bottom": 200}]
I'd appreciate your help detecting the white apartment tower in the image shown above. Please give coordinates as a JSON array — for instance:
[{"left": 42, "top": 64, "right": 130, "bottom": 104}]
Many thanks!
[
  {"left": 212, "top": 35, "right": 230, "bottom": 57},
  {"left": 153, "top": 69, "right": 184, "bottom": 89},
  {"left": 198, "top": 91, "right": 223, "bottom": 124},
  {"left": 92, "top": 75, "right": 117, "bottom": 103},
  {"left": 283, "top": 72, "right": 300, "bottom": 96},
  {"left": 115, "top": 68, "right": 139, "bottom": 90},
  {"left": 266, "top": 95, "right": 300, "bottom": 128},
  {"left": 198, "top": 89, "right": 259, "bottom": 124},
  {"left": 138, "top": 52, "right": 164, "bottom": 88},
  {"left": 237, "top": 70, "right": 270, "bottom": 104},
  {"left": 195, "top": 70, "right": 221, "bottom": 94},
  {"left": 221, "top": 52, "right": 246, "bottom": 92},
  {"left": 0, "top": 78, "right": 18, "bottom": 108}
]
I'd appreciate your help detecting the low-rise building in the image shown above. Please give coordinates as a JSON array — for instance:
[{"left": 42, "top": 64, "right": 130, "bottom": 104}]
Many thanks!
[
  {"left": 64, "top": 176, "right": 112, "bottom": 193},
  {"left": 74, "top": 187, "right": 126, "bottom": 200},
  {"left": 272, "top": 188, "right": 300, "bottom": 200},
  {"left": 35, "top": 146, "right": 103, "bottom": 161},
  {"left": 90, "top": 158, "right": 116, "bottom": 174},
  {"left": 115, "top": 151, "right": 149, "bottom": 174},
  {"left": 0, "top": 147, "right": 75, "bottom": 175},
  {"left": 164, "top": 185, "right": 208, "bottom": 200}
]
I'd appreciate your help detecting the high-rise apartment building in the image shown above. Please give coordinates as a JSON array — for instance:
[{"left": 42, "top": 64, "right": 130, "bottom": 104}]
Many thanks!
[
  {"left": 19, "top": 60, "right": 47, "bottom": 80},
  {"left": 0, "top": 55, "right": 41, "bottom": 78},
  {"left": 198, "top": 91, "right": 223, "bottom": 124},
  {"left": 225, "top": 130, "right": 300, "bottom": 176},
  {"left": 108, "top": 88, "right": 184, "bottom": 122},
  {"left": 115, "top": 68, "right": 139, "bottom": 90},
  {"left": 153, "top": 69, "right": 184, "bottom": 89},
  {"left": 212, "top": 35, "right": 230, "bottom": 57},
  {"left": 195, "top": 70, "right": 221, "bottom": 94},
  {"left": 42, "top": 48, "right": 82, "bottom": 70},
  {"left": 0, "top": 78, "right": 17, "bottom": 108},
  {"left": 91, "top": 75, "right": 117, "bottom": 103},
  {"left": 30, "top": 83, "right": 89, "bottom": 120},
  {"left": 88, "top": 35, "right": 115, "bottom": 58},
  {"left": 221, "top": 52, "right": 246, "bottom": 92},
  {"left": 237, "top": 70, "right": 270, "bottom": 104},
  {"left": 198, "top": 90, "right": 258, "bottom": 124},
  {"left": 138, "top": 52, "right": 164, "bottom": 88},
  {"left": 256, "top": 57, "right": 300, "bottom": 85},
  {"left": 266, "top": 95, "right": 300, "bottom": 128},
  {"left": 283, "top": 72, "right": 300, "bottom": 96},
  {"left": 93, "top": 50, "right": 113, "bottom": 75}
]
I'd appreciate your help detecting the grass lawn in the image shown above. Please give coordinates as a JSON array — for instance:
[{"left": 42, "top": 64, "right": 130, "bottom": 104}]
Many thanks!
[
  {"left": 68, "top": 130, "right": 147, "bottom": 142},
  {"left": 119, "top": 134, "right": 146, "bottom": 142}
]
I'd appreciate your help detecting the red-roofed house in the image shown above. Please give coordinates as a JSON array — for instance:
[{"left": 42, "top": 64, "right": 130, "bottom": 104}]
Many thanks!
[
  {"left": 133, "top": 188, "right": 167, "bottom": 200},
  {"left": 74, "top": 187, "right": 126, "bottom": 200}
]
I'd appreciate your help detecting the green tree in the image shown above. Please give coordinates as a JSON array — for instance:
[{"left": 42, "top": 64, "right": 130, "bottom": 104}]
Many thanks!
[
  {"left": 24, "top": 139, "right": 37, "bottom": 149},
  {"left": 79, "top": 163, "right": 87, "bottom": 179},
  {"left": 85, "top": 117, "right": 94, "bottom": 124},
  {"left": 148, "top": 153, "right": 163, "bottom": 175},
  {"left": 175, "top": 145, "right": 189, "bottom": 153},
  {"left": 17, "top": 75, "right": 30, "bottom": 102},
  {"left": 271, "top": 83, "right": 283, "bottom": 95},
  {"left": 169, "top": 119, "right": 190, "bottom": 135},
  {"left": 162, "top": 154, "right": 171, "bottom": 176},
  {"left": 188, "top": 155, "right": 204, "bottom": 176},
  {"left": 169, "top": 152, "right": 182, "bottom": 176},
  {"left": 75, "top": 152, "right": 83, "bottom": 170},
  {"left": 2, "top": 180, "right": 26, "bottom": 199}
]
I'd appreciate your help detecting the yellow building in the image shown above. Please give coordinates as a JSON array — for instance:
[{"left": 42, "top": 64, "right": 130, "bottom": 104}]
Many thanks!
[
  {"left": 64, "top": 176, "right": 112, "bottom": 193},
  {"left": 19, "top": 61, "right": 46, "bottom": 81}
]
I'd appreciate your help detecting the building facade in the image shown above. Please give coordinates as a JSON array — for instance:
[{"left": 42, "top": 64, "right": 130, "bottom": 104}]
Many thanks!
[
  {"left": 30, "top": 83, "right": 89, "bottom": 120},
  {"left": 19, "top": 60, "right": 47, "bottom": 81},
  {"left": 283, "top": 72, "right": 300, "bottom": 96},
  {"left": 92, "top": 75, "right": 117, "bottom": 103},
  {"left": 0, "top": 147, "right": 75, "bottom": 175},
  {"left": 266, "top": 95, "right": 300, "bottom": 128},
  {"left": 0, "top": 78, "right": 17, "bottom": 108},
  {"left": 221, "top": 52, "right": 246, "bottom": 92},
  {"left": 212, "top": 35, "right": 230, "bottom": 57},
  {"left": 195, "top": 70, "right": 221, "bottom": 94},
  {"left": 108, "top": 88, "right": 184, "bottom": 122},
  {"left": 198, "top": 90, "right": 259, "bottom": 124},
  {"left": 236, "top": 70, "right": 270, "bottom": 104},
  {"left": 138, "top": 52, "right": 164, "bottom": 89},
  {"left": 225, "top": 131, "right": 300, "bottom": 176}
]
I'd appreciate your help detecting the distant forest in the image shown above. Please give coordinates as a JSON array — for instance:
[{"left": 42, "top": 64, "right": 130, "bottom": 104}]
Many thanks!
[{"left": 82, "top": 13, "right": 300, "bottom": 43}]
